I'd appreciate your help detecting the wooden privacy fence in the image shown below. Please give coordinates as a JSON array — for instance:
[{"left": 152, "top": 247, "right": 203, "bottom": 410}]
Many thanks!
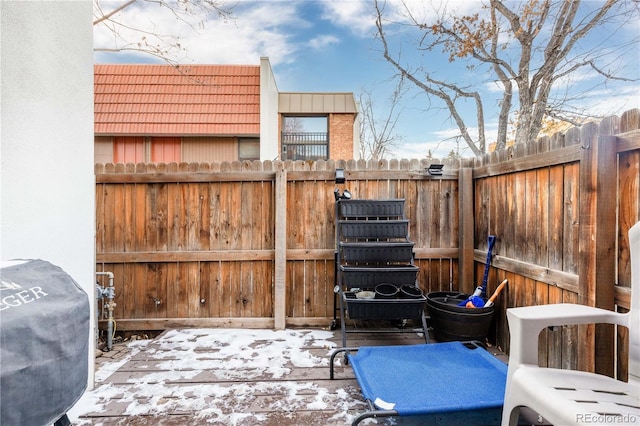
[
  {"left": 95, "top": 158, "right": 462, "bottom": 331},
  {"left": 469, "top": 108, "right": 639, "bottom": 378},
  {"left": 96, "top": 108, "right": 639, "bottom": 376}
]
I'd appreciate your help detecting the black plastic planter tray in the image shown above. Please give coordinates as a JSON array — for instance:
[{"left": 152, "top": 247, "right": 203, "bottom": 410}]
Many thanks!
[
  {"left": 338, "top": 220, "right": 409, "bottom": 240},
  {"left": 338, "top": 199, "right": 405, "bottom": 219},
  {"left": 339, "top": 241, "right": 414, "bottom": 263},
  {"left": 344, "top": 292, "right": 426, "bottom": 320},
  {"left": 339, "top": 264, "right": 419, "bottom": 290}
]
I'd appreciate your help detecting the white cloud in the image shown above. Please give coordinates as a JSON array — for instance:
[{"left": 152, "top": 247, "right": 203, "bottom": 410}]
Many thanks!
[
  {"left": 384, "top": 0, "right": 482, "bottom": 25},
  {"left": 179, "top": 2, "right": 308, "bottom": 65},
  {"left": 319, "top": 1, "right": 376, "bottom": 37},
  {"left": 94, "top": 1, "right": 306, "bottom": 65},
  {"left": 308, "top": 34, "right": 340, "bottom": 50},
  {"left": 567, "top": 85, "right": 640, "bottom": 118}
]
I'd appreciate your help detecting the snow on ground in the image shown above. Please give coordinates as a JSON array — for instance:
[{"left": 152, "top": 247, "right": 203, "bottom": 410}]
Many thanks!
[{"left": 68, "top": 329, "right": 364, "bottom": 425}]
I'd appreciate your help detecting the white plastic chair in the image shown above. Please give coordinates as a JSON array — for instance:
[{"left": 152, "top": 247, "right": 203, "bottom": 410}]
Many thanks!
[{"left": 501, "top": 220, "right": 640, "bottom": 426}]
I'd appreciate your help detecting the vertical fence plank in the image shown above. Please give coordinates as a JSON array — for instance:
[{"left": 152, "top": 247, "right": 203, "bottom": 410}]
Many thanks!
[
  {"left": 536, "top": 280, "right": 549, "bottom": 367},
  {"left": 176, "top": 262, "right": 189, "bottom": 318},
  {"left": 199, "top": 184, "right": 211, "bottom": 250},
  {"left": 493, "top": 174, "right": 507, "bottom": 261},
  {"left": 517, "top": 169, "right": 529, "bottom": 262},
  {"left": 238, "top": 181, "right": 250, "bottom": 250},
  {"left": 504, "top": 172, "right": 516, "bottom": 259},
  {"left": 167, "top": 183, "right": 180, "bottom": 251},
  {"left": 218, "top": 181, "right": 232, "bottom": 251},
  {"left": 459, "top": 168, "right": 474, "bottom": 294},
  {"left": 546, "top": 285, "right": 563, "bottom": 368},
  {"left": 188, "top": 261, "right": 201, "bottom": 318},
  {"left": 563, "top": 163, "right": 580, "bottom": 274},
  {"left": 95, "top": 184, "right": 105, "bottom": 254},
  {"left": 103, "top": 184, "right": 120, "bottom": 252},
  {"left": 229, "top": 261, "right": 241, "bottom": 317},
  {"left": 123, "top": 184, "right": 135, "bottom": 252},
  {"left": 134, "top": 263, "right": 147, "bottom": 319},
  {"left": 230, "top": 182, "right": 243, "bottom": 250},
  {"left": 209, "top": 182, "right": 221, "bottom": 250},
  {"left": 548, "top": 166, "right": 564, "bottom": 271},
  {"left": 240, "top": 260, "right": 252, "bottom": 317},
  {"left": 118, "top": 263, "right": 134, "bottom": 318},
  {"left": 524, "top": 169, "right": 538, "bottom": 263},
  {"left": 536, "top": 168, "right": 549, "bottom": 266},
  {"left": 149, "top": 263, "right": 166, "bottom": 319},
  {"left": 199, "top": 262, "right": 212, "bottom": 317},
  {"left": 219, "top": 261, "right": 233, "bottom": 317}
]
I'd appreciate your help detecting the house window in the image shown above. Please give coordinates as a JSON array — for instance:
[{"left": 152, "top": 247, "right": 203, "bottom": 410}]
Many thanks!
[
  {"left": 151, "top": 137, "right": 181, "bottom": 163},
  {"left": 281, "top": 116, "right": 328, "bottom": 160},
  {"left": 113, "top": 136, "right": 144, "bottom": 163},
  {"left": 239, "top": 138, "right": 260, "bottom": 161}
]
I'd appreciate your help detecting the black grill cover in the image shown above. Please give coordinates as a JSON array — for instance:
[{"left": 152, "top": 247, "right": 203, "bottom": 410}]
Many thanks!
[{"left": 1, "top": 259, "right": 90, "bottom": 425}]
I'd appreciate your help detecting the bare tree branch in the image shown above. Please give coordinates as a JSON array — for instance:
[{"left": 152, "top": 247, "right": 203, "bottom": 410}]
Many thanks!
[
  {"left": 94, "top": 0, "right": 136, "bottom": 26},
  {"left": 375, "top": 0, "right": 638, "bottom": 154},
  {"left": 359, "top": 79, "right": 404, "bottom": 160},
  {"left": 93, "top": 0, "right": 234, "bottom": 65},
  {"left": 375, "top": 0, "right": 484, "bottom": 156}
]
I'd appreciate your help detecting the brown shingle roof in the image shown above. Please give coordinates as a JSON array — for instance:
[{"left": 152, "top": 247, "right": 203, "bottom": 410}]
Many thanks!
[{"left": 94, "top": 64, "right": 260, "bottom": 136}]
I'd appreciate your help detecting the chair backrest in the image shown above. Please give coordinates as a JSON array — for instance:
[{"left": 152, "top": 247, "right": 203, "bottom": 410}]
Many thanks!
[{"left": 628, "top": 221, "right": 640, "bottom": 383}]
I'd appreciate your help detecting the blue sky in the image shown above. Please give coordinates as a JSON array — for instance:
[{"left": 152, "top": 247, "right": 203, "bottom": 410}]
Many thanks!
[{"left": 94, "top": 0, "right": 640, "bottom": 159}]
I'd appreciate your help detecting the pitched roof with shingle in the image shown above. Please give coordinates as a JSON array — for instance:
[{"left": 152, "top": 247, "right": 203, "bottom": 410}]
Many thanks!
[{"left": 94, "top": 64, "right": 260, "bottom": 136}]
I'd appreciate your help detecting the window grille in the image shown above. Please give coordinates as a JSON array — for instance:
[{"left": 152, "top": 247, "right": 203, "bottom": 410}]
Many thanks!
[{"left": 281, "top": 132, "right": 328, "bottom": 160}]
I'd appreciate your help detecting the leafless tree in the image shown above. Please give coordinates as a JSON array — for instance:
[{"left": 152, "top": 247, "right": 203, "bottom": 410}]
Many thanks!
[
  {"left": 94, "top": 0, "right": 234, "bottom": 64},
  {"left": 374, "top": 0, "right": 639, "bottom": 155},
  {"left": 358, "top": 79, "right": 405, "bottom": 160},
  {"left": 283, "top": 117, "right": 305, "bottom": 133}
]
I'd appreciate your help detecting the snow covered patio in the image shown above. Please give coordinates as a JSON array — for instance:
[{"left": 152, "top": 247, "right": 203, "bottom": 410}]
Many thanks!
[{"left": 70, "top": 328, "right": 482, "bottom": 425}]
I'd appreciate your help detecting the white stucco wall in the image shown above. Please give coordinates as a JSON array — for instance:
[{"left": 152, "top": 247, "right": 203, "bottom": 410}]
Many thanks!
[
  {"left": 1, "top": 1, "right": 96, "bottom": 386},
  {"left": 260, "top": 57, "right": 280, "bottom": 161}
]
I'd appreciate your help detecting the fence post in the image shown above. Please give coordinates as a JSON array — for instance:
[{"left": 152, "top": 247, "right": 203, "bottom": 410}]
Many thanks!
[
  {"left": 274, "top": 166, "right": 287, "bottom": 329},
  {"left": 593, "top": 133, "right": 618, "bottom": 377},
  {"left": 578, "top": 123, "right": 617, "bottom": 375}
]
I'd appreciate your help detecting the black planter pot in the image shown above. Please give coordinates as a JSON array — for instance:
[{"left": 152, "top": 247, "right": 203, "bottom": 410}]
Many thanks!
[
  {"left": 375, "top": 283, "right": 399, "bottom": 299},
  {"left": 400, "top": 285, "right": 423, "bottom": 299},
  {"left": 426, "top": 291, "right": 494, "bottom": 342}
]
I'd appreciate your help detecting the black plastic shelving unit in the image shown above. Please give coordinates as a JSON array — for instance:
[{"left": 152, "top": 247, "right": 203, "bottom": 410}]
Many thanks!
[{"left": 332, "top": 198, "right": 429, "bottom": 347}]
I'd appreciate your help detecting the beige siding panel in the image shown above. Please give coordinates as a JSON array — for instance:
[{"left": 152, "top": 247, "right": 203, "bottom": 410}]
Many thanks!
[
  {"left": 95, "top": 136, "right": 113, "bottom": 163},
  {"left": 279, "top": 93, "right": 357, "bottom": 114},
  {"left": 182, "top": 137, "right": 238, "bottom": 162},
  {"left": 312, "top": 94, "right": 324, "bottom": 112}
]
